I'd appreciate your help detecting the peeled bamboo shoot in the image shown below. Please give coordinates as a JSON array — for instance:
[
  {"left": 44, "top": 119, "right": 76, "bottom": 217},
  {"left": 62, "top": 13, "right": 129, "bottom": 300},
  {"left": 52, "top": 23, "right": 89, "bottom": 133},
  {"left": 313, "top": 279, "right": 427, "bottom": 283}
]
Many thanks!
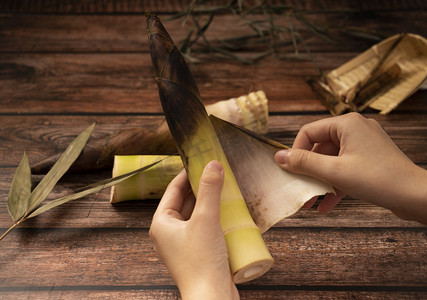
[{"left": 110, "top": 155, "right": 182, "bottom": 203}]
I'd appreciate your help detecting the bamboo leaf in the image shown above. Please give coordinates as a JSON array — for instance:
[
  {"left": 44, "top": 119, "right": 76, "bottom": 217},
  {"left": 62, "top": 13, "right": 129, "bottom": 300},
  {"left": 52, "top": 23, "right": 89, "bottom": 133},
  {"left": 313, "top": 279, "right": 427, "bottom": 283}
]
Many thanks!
[
  {"left": 28, "top": 157, "right": 166, "bottom": 218},
  {"left": 26, "top": 123, "right": 95, "bottom": 214},
  {"left": 7, "top": 152, "right": 31, "bottom": 222}
]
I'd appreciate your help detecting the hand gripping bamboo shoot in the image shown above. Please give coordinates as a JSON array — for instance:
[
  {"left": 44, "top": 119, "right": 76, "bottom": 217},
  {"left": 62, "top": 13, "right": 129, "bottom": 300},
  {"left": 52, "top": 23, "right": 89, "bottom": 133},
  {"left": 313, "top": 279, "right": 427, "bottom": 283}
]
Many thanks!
[{"left": 147, "top": 14, "right": 273, "bottom": 283}]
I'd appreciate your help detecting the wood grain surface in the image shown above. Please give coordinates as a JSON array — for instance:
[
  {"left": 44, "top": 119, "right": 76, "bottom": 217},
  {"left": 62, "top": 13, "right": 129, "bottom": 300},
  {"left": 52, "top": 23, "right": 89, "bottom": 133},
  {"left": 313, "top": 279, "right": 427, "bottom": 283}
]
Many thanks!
[{"left": 0, "top": 1, "right": 426, "bottom": 299}]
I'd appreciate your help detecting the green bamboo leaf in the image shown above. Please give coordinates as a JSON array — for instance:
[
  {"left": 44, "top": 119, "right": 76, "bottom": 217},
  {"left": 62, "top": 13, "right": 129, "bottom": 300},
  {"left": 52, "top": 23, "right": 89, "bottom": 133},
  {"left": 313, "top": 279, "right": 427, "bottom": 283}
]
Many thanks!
[
  {"left": 26, "top": 123, "right": 95, "bottom": 214},
  {"left": 7, "top": 152, "right": 31, "bottom": 222},
  {"left": 28, "top": 157, "right": 166, "bottom": 218}
]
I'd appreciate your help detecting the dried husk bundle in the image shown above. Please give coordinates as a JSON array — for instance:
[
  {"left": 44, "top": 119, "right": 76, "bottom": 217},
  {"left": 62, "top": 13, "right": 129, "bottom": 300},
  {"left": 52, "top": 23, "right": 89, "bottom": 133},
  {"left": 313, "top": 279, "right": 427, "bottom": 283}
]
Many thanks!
[
  {"left": 312, "top": 33, "right": 427, "bottom": 115},
  {"left": 141, "top": 14, "right": 332, "bottom": 283}
]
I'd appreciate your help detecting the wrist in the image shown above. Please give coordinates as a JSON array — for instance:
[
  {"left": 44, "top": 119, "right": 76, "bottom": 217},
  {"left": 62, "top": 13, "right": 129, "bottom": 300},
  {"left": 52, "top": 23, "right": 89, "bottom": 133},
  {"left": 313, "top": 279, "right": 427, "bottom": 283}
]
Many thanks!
[
  {"left": 391, "top": 164, "right": 427, "bottom": 224},
  {"left": 402, "top": 165, "right": 427, "bottom": 224},
  {"left": 179, "top": 275, "right": 239, "bottom": 300}
]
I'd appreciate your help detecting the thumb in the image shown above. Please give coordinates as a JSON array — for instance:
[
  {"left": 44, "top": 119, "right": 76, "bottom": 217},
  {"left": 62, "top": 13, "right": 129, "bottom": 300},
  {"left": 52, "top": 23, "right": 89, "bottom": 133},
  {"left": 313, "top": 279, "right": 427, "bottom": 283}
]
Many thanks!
[
  {"left": 275, "top": 149, "right": 338, "bottom": 184},
  {"left": 192, "top": 160, "right": 224, "bottom": 222}
]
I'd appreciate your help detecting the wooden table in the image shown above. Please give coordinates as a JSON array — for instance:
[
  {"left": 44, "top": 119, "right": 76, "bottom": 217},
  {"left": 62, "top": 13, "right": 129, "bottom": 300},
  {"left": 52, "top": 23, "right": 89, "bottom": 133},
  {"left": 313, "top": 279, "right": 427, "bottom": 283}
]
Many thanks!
[{"left": 0, "top": 1, "right": 426, "bottom": 299}]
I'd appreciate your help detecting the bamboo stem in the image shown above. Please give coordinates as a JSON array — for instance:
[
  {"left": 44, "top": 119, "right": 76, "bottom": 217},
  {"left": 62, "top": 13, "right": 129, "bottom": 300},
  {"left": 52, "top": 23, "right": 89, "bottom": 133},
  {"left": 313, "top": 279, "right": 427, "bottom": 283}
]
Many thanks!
[{"left": 0, "top": 220, "right": 23, "bottom": 242}]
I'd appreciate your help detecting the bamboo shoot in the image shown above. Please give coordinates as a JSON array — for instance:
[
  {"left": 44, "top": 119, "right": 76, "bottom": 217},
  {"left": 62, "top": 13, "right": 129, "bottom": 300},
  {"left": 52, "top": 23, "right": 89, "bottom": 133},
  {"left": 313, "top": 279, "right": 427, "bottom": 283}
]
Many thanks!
[{"left": 31, "top": 91, "right": 269, "bottom": 174}]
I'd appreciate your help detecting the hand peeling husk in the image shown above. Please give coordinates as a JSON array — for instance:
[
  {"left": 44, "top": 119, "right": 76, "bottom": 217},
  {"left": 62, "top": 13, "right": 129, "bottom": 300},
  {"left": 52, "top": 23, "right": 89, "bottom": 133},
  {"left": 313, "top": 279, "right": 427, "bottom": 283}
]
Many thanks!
[{"left": 210, "top": 116, "right": 334, "bottom": 233}]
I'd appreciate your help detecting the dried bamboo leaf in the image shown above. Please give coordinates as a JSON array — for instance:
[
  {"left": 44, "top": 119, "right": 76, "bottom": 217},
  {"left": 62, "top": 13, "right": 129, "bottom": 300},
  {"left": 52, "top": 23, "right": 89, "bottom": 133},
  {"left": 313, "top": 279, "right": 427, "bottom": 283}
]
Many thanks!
[
  {"left": 7, "top": 152, "right": 31, "bottom": 222},
  {"left": 28, "top": 157, "right": 165, "bottom": 218},
  {"left": 0, "top": 124, "right": 96, "bottom": 241},
  {"left": 210, "top": 115, "right": 334, "bottom": 233},
  {"left": 190, "top": 13, "right": 214, "bottom": 48},
  {"left": 26, "top": 123, "right": 95, "bottom": 213},
  {"left": 294, "top": 13, "right": 336, "bottom": 43}
]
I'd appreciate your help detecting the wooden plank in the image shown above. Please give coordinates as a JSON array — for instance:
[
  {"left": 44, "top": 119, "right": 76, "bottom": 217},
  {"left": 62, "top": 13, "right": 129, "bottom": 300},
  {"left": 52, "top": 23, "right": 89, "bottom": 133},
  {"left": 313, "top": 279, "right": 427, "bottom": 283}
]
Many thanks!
[
  {"left": 0, "top": 185, "right": 423, "bottom": 229},
  {"left": 0, "top": 3, "right": 424, "bottom": 298},
  {"left": 0, "top": 0, "right": 187, "bottom": 13},
  {"left": 0, "top": 114, "right": 424, "bottom": 230},
  {"left": 0, "top": 113, "right": 424, "bottom": 230},
  {"left": 0, "top": 228, "right": 425, "bottom": 287},
  {"left": 0, "top": 290, "right": 426, "bottom": 300},
  {"left": 0, "top": 114, "right": 425, "bottom": 165},
  {"left": 0, "top": 54, "right": 426, "bottom": 114},
  {"left": 0, "top": 159, "right": 424, "bottom": 229},
  {"left": 0, "top": 53, "right": 332, "bottom": 114},
  {"left": 0, "top": 0, "right": 424, "bottom": 14},
  {"left": 0, "top": 12, "right": 425, "bottom": 53}
]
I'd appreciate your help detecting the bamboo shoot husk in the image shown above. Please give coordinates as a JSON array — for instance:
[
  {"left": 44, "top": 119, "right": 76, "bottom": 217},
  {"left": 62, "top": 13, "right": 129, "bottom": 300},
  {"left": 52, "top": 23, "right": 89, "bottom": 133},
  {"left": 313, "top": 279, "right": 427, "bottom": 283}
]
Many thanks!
[
  {"left": 210, "top": 116, "right": 334, "bottom": 233},
  {"left": 30, "top": 91, "right": 268, "bottom": 174},
  {"left": 147, "top": 14, "right": 273, "bottom": 283},
  {"left": 325, "top": 33, "right": 427, "bottom": 114}
]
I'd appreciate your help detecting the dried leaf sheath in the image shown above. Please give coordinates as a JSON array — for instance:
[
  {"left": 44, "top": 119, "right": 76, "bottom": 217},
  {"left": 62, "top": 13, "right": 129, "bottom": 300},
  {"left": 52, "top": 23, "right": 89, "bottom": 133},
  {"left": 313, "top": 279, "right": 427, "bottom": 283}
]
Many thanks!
[
  {"left": 148, "top": 15, "right": 201, "bottom": 100},
  {"left": 147, "top": 15, "right": 273, "bottom": 283}
]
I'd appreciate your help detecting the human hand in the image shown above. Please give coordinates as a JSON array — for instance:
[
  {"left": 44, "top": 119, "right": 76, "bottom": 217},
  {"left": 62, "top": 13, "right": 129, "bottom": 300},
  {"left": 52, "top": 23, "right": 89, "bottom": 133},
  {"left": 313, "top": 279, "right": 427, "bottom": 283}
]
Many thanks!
[
  {"left": 150, "top": 160, "right": 240, "bottom": 300},
  {"left": 275, "top": 113, "right": 427, "bottom": 224}
]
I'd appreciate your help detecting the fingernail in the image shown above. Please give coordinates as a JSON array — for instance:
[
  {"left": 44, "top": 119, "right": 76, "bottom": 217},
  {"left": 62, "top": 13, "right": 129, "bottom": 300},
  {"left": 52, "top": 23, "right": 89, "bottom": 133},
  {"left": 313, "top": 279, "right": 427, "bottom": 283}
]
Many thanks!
[
  {"left": 275, "top": 149, "right": 290, "bottom": 164},
  {"left": 205, "top": 160, "right": 224, "bottom": 175}
]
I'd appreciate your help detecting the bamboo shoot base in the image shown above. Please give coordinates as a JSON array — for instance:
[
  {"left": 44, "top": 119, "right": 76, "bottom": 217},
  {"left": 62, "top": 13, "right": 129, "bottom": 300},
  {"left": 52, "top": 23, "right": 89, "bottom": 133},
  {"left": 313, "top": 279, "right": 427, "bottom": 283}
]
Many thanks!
[{"left": 225, "top": 227, "right": 274, "bottom": 284}]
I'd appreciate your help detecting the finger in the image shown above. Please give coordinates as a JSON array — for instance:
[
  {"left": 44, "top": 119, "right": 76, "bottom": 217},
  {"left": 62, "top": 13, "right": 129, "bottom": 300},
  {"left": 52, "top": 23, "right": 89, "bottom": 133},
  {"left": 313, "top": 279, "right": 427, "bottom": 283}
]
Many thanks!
[
  {"left": 312, "top": 141, "right": 339, "bottom": 156},
  {"left": 180, "top": 191, "right": 196, "bottom": 221},
  {"left": 318, "top": 189, "right": 346, "bottom": 213},
  {"left": 192, "top": 160, "right": 224, "bottom": 223},
  {"left": 275, "top": 148, "right": 341, "bottom": 185},
  {"left": 293, "top": 117, "right": 341, "bottom": 150},
  {"left": 156, "top": 170, "right": 191, "bottom": 215},
  {"left": 302, "top": 196, "right": 318, "bottom": 209}
]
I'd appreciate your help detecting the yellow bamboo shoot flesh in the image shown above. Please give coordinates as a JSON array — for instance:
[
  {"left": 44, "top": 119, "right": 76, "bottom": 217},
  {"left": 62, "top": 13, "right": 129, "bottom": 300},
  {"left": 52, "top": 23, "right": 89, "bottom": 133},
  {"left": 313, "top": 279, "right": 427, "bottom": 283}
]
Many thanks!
[{"left": 110, "top": 155, "right": 182, "bottom": 202}]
